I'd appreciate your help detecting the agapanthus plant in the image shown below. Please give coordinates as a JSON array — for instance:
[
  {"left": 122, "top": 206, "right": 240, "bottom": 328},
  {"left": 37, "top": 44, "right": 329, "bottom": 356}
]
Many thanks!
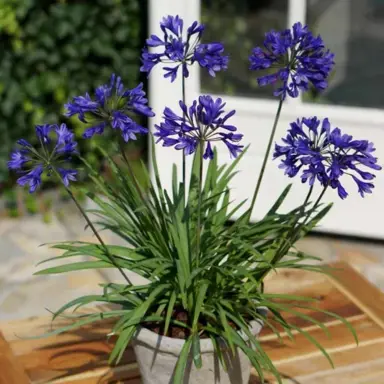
[
  {"left": 141, "top": 15, "right": 228, "bottom": 82},
  {"left": 8, "top": 15, "right": 379, "bottom": 384}
]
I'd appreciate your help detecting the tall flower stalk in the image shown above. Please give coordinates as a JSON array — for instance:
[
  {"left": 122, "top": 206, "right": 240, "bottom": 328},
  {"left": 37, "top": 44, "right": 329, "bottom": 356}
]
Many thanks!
[
  {"left": 247, "top": 22, "right": 335, "bottom": 220},
  {"left": 154, "top": 95, "right": 242, "bottom": 260},
  {"left": 8, "top": 124, "right": 133, "bottom": 285},
  {"left": 247, "top": 99, "right": 284, "bottom": 221},
  {"left": 181, "top": 69, "right": 187, "bottom": 203},
  {"left": 141, "top": 15, "right": 229, "bottom": 204}
]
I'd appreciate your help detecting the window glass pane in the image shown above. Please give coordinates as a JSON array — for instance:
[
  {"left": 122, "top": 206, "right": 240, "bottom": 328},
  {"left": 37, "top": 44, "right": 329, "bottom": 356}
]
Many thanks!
[
  {"left": 306, "top": 0, "right": 384, "bottom": 109},
  {"left": 201, "top": 0, "right": 288, "bottom": 98}
]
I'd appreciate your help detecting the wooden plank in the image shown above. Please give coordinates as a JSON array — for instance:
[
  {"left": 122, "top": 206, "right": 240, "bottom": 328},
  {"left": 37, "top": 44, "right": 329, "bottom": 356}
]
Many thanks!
[
  {"left": 0, "top": 332, "right": 31, "bottom": 384},
  {"left": 50, "top": 364, "right": 140, "bottom": 384},
  {"left": 260, "top": 283, "right": 363, "bottom": 336},
  {"left": 255, "top": 339, "right": 384, "bottom": 382},
  {"left": 292, "top": 357, "right": 384, "bottom": 384},
  {"left": 260, "top": 315, "right": 379, "bottom": 361},
  {"left": 20, "top": 340, "right": 136, "bottom": 383},
  {"left": 8, "top": 317, "right": 116, "bottom": 357},
  {"left": 326, "top": 261, "right": 384, "bottom": 331},
  {"left": 0, "top": 304, "right": 115, "bottom": 344}
]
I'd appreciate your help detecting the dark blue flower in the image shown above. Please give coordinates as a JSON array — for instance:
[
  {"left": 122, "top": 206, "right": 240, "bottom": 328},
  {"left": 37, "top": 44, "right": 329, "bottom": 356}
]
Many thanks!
[
  {"left": 154, "top": 95, "right": 243, "bottom": 159},
  {"left": 141, "top": 15, "right": 228, "bottom": 82},
  {"left": 65, "top": 74, "right": 154, "bottom": 142},
  {"left": 112, "top": 111, "right": 148, "bottom": 143},
  {"left": 274, "top": 117, "right": 381, "bottom": 198},
  {"left": 58, "top": 168, "right": 78, "bottom": 187},
  {"left": 8, "top": 150, "right": 29, "bottom": 170},
  {"left": 193, "top": 43, "right": 229, "bottom": 77},
  {"left": 249, "top": 22, "right": 335, "bottom": 99},
  {"left": 83, "top": 122, "right": 107, "bottom": 139},
  {"left": 8, "top": 124, "right": 78, "bottom": 193},
  {"left": 36, "top": 124, "right": 52, "bottom": 144},
  {"left": 17, "top": 139, "right": 32, "bottom": 148},
  {"left": 17, "top": 165, "right": 44, "bottom": 193},
  {"left": 55, "top": 123, "right": 77, "bottom": 154}
]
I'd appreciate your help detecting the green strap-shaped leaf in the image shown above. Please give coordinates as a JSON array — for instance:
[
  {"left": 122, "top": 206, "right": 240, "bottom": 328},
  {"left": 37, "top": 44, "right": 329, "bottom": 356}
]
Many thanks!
[
  {"left": 35, "top": 260, "right": 114, "bottom": 275},
  {"left": 172, "top": 336, "right": 193, "bottom": 384}
]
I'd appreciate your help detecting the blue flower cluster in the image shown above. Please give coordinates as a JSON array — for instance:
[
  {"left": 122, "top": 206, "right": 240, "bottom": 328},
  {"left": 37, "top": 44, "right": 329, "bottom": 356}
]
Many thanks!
[
  {"left": 141, "top": 15, "right": 228, "bottom": 82},
  {"left": 8, "top": 124, "right": 78, "bottom": 192},
  {"left": 65, "top": 74, "right": 155, "bottom": 142},
  {"left": 274, "top": 117, "right": 381, "bottom": 199},
  {"left": 249, "top": 22, "right": 335, "bottom": 99},
  {"left": 7, "top": 16, "right": 381, "bottom": 201},
  {"left": 154, "top": 95, "right": 243, "bottom": 159}
]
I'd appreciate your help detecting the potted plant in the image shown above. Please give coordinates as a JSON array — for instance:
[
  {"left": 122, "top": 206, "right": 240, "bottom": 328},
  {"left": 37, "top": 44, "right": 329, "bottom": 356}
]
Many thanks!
[{"left": 8, "top": 16, "right": 381, "bottom": 384}]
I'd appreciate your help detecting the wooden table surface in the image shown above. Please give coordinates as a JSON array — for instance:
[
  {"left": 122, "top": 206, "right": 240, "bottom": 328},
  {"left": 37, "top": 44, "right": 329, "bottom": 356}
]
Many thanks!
[{"left": 1, "top": 261, "right": 384, "bottom": 384}]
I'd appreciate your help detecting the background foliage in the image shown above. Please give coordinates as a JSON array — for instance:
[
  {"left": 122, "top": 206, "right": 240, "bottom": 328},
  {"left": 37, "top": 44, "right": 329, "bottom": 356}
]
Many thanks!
[{"left": 0, "top": 0, "right": 146, "bottom": 188}]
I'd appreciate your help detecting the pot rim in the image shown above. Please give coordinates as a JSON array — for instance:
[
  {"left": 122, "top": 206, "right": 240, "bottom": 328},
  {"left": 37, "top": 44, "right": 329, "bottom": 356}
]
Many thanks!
[{"left": 133, "top": 307, "right": 267, "bottom": 354}]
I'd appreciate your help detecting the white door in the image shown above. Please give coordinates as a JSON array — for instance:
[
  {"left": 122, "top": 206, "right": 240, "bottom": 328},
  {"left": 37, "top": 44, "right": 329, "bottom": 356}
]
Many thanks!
[{"left": 149, "top": 0, "right": 384, "bottom": 239}]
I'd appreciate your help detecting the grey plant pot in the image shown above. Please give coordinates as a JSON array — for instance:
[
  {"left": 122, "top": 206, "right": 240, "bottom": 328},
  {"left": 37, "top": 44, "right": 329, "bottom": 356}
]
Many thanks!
[{"left": 132, "top": 312, "right": 266, "bottom": 384}]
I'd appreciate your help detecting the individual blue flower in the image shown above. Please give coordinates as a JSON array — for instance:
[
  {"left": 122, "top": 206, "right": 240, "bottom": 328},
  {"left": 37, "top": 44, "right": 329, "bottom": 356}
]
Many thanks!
[
  {"left": 8, "top": 150, "right": 30, "bottom": 170},
  {"left": 141, "top": 15, "right": 228, "bottom": 82},
  {"left": 249, "top": 23, "right": 335, "bottom": 99},
  {"left": 36, "top": 124, "right": 52, "bottom": 144},
  {"left": 17, "top": 165, "right": 44, "bottom": 193},
  {"left": 58, "top": 168, "right": 78, "bottom": 187},
  {"left": 65, "top": 74, "right": 154, "bottom": 142},
  {"left": 8, "top": 124, "right": 78, "bottom": 193},
  {"left": 274, "top": 117, "right": 381, "bottom": 199},
  {"left": 154, "top": 95, "right": 243, "bottom": 159}
]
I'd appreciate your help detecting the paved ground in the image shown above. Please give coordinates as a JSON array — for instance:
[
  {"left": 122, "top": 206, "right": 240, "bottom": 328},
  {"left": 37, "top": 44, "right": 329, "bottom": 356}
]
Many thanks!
[{"left": 1, "top": 209, "right": 384, "bottom": 321}]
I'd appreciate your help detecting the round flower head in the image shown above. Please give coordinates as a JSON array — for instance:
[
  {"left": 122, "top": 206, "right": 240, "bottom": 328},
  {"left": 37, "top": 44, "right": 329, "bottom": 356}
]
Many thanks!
[
  {"left": 8, "top": 124, "right": 78, "bottom": 193},
  {"left": 249, "top": 23, "right": 335, "bottom": 99},
  {"left": 141, "top": 15, "right": 228, "bottom": 82},
  {"left": 274, "top": 117, "right": 381, "bottom": 199},
  {"left": 65, "top": 74, "right": 154, "bottom": 142},
  {"left": 154, "top": 95, "right": 243, "bottom": 159}
]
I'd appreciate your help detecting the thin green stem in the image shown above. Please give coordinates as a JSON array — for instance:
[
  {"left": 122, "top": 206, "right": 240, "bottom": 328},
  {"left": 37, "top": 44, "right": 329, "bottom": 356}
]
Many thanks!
[
  {"left": 269, "top": 185, "right": 314, "bottom": 265},
  {"left": 247, "top": 99, "right": 284, "bottom": 222},
  {"left": 64, "top": 185, "right": 132, "bottom": 286},
  {"left": 181, "top": 75, "right": 187, "bottom": 204},
  {"left": 196, "top": 141, "right": 204, "bottom": 267},
  {"left": 264, "top": 185, "right": 328, "bottom": 280},
  {"left": 117, "top": 139, "right": 147, "bottom": 204},
  {"left": 301, "top": 185, "right": 328, "bottom": 228},
  {"left": 302, "top": 185, "right": 314, "bottom": 208}
]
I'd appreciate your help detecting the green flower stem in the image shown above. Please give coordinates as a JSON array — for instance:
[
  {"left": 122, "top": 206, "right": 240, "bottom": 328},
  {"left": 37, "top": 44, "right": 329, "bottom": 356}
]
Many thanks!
[
  {"left": 269, "top": 185, "right": 314, "bottom": 266},
  {"left": 259, "top": 184, "right": 328, "bottom": 282},
  {"left": 247, "top": 99, "right": 284, "bottom": 222},
  {"left": 181, "top": 75, "right": 187, "bottom": 204},
  {"left": 117, "top": 138, "right": 147, "bottom": 204},
  {"left": 181, "top": 75, "right": 193, "bottom": 272},
  {"left": 302, "top": 185, "right": 315, "bottom": 208},
  {"left": 301, "top": 185, "right": 329, "bottom": 228},
  {"left": 63, "top": 185, "right": 132, "bottom": 286},
  {"left": 196, "top": 141, "right": 204, "bottom": 266}
]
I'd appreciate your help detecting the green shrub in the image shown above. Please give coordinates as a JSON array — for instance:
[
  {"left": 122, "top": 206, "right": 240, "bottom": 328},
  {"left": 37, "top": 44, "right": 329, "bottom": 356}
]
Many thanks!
[{"left": 0, "top": 0, "right": 145, "bottom": 185}]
